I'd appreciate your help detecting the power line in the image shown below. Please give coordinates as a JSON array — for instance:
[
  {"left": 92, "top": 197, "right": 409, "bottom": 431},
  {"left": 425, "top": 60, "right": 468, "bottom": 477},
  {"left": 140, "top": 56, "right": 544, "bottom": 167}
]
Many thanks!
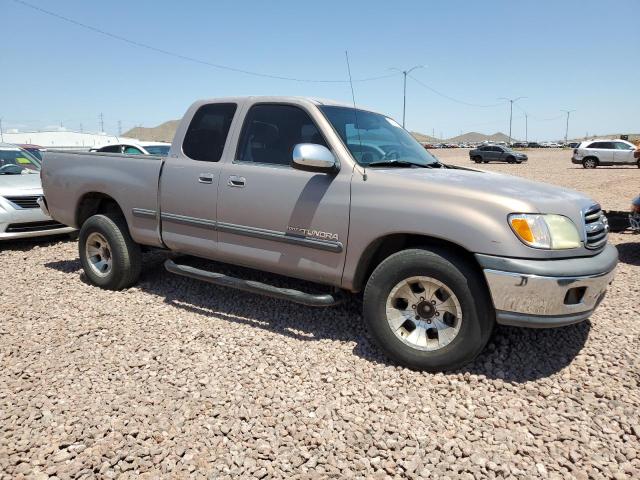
[
  {"left": 408, "top": 74, "right": 507, "bottom": 108},
  {"left": 12, "top": 0, "right": 397, "bottom": 84}
]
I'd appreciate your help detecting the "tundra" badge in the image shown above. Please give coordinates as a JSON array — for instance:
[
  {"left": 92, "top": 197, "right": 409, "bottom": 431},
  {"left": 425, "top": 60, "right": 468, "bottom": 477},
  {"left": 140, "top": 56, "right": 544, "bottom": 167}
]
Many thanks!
[{"left": 287, "top": 226, "right": 338, "bottom": 241}]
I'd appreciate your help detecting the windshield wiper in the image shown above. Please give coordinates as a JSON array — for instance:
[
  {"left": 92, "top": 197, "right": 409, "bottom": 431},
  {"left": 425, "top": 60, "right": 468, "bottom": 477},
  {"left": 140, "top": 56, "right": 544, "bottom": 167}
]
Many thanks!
[{"left": 367, "top": 159, "right": 443, "bottom": 168}]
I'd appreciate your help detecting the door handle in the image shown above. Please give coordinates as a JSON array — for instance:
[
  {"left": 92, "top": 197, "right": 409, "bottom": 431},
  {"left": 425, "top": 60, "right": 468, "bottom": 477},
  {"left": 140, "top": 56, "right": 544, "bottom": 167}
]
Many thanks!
[
  {"left": 198, "top": 173, "right": 214, "bottom": 184},
  {"left": 228, "top": 175, "right": 246, "bottom": 187}
]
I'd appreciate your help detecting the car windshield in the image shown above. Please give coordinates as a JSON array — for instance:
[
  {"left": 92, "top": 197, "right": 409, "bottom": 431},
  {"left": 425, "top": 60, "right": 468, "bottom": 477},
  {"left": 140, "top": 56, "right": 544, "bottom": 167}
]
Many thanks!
[
  {"left": 143, "top": 145, "right": 170, "bottom": 156},
  {"left": 0, "top": 148, "right": 41, "bottom": 175},
  {"left": 320, "top": 106, "right": 439, "bottom": 167}
]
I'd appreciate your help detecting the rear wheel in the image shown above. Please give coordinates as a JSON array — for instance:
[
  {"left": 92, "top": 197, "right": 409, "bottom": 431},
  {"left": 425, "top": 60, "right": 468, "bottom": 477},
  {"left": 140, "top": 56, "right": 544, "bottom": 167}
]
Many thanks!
[
  {"left": 363, "top": 248, "right": 494, "bottom": 371},
  {"left": 583, "top": 157, "right": 598, "bottom": 169},
  {"left": 472, "top": 156, "right": 482, "bottom": 163},
  {"left": 79, "top": 214, "right": 141, "bottom": 290}
]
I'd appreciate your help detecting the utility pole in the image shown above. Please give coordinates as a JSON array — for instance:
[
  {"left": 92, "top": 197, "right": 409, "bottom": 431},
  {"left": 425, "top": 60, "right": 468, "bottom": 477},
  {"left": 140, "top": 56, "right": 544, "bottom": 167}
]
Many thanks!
[
  {"left": 99, "top": 113, "right": 104, "bottom": 133},
  {"left": 498, "top": 96, "right": 526, "bottom": 145},
  {"left": 118, "top": 120, "right": 122, "bottom": 136},
  {"left": 80, "top": 123, "right": 84, "bottom": 134},
  {"left": 0, "top": 118, "right": 4, "bottom": 142},
  {"left": 561, "top": 109, "right": 576, "bottom": 144},
  {"left": 390, "top": 65, "right": 424, "bottom": 128},
  {"left": 524, "top": 113, "right": 528, "bottom": 144}
]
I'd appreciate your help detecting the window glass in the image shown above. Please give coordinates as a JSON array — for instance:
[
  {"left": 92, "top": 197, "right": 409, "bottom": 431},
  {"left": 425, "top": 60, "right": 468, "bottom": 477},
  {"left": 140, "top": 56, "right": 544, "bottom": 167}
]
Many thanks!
[
  {"left": 183, "top": 103, "right": 237, "bottom": 162},
  {"left": 98, "top": 145, "right": 122, "bottom": 153},
  {"left": 144, "top": 145, "right": 170, "bottom": 156},
  {"left": 614, "top": 142, "right": 633, "bottom": 150},
  {"left": 320, "top": 106, "right": 438, "bottom": 166},
  {"left": 237, "top": 104, "right": 327, "bottom": 166},
  {"left": 124, "top": 146, "right": 143, "bottom": 155},
  {"left": 0, "top": 148, "right": 41, "bottom": 174}
]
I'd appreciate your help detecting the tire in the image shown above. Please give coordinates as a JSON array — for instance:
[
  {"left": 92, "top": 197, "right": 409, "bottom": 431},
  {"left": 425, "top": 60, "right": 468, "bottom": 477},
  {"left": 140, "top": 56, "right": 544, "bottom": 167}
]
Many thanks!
[
  {"left": 506, "top": 156, "right": 515, "bottom": 163},
  {"left": 472, "top": 156, "right": 482, "bottom": 163},
  {"left": 483, "top": 161, "right": 489, "bottom": 163},
  {"left": 637, "top": 159, "right": 640, "bottom": 169},
  {"left": 583, "top": 157, "right": 598, "bottom": 169},
  {"left": 363, "top": 248, "right": 494, "bottom": 371},
  {"left": 78, "top": 214, "right": 142, "bottom": 290}
]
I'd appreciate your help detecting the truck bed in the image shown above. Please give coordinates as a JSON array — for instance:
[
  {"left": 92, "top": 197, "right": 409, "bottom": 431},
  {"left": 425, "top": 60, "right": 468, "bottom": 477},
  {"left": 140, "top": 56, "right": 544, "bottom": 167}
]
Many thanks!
[{"left": 41, "top": 150, "right": 165, "bottom": 247}]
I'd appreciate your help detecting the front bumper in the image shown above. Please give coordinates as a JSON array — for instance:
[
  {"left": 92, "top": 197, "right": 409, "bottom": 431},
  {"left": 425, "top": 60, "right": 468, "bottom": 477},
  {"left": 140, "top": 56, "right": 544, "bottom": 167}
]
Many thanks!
[
  {"left": 476, "top": 244, "right": 618, "bottom": 328},
  {"left": 0, "top": 197, "right": 74, "bottom": 240}
]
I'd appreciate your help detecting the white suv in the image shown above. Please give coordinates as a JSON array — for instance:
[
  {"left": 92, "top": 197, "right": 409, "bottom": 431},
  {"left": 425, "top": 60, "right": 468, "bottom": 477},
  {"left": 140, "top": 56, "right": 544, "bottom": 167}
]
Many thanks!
[{"left": 572, "top": 139, "right": 638, "bottom": 168}]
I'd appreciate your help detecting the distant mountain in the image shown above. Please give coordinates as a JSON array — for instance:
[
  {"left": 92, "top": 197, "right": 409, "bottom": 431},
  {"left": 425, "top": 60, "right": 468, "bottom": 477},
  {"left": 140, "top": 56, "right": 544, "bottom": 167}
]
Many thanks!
[
  {"left": 445, "top": 132, "right": 517, "bottom": 143},
  {"left": 123, "top": 120, "right": 179, "bottom": 142},
  {"left": 410, "top": 132, "right": 440, "bottom": 143}
]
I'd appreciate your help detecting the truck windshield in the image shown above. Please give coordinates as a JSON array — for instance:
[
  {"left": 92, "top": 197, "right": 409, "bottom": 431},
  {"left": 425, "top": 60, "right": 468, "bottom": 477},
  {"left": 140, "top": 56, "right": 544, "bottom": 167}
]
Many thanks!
[
  {"left": 320, "top": 106, "right": 439, "bottom": 167},
  {"left": 0, "top": 148, "right": 41, "bottom": 175}
]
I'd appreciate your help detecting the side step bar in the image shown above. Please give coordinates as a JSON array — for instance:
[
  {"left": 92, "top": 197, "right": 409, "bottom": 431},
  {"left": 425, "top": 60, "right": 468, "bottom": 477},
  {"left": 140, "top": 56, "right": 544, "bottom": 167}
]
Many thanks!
[{"left": 164, "top": 259, "right": 345, "bottom": 307}]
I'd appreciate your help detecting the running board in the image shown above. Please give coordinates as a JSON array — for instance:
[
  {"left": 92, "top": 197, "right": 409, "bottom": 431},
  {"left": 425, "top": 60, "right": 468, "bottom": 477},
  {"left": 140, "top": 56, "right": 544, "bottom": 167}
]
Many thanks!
[{"left": 164, "top": 259, "right": 344, "bottom": 307}]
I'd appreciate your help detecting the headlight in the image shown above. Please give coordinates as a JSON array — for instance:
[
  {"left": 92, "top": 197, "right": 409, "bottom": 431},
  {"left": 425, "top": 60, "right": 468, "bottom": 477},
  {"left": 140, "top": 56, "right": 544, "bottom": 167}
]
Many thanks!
[{"left": 509, "top": 213, "right": 581, "bottom": 249}]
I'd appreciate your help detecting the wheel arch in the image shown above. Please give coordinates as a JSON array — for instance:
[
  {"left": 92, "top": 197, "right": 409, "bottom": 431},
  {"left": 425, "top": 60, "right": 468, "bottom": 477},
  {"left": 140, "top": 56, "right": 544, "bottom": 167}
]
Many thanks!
[
  {"left": 350, "top": 233, "right": 484, "bottom": 292},
  {"left": 75, "top": 192, "right": 126, "bottom": 228}
]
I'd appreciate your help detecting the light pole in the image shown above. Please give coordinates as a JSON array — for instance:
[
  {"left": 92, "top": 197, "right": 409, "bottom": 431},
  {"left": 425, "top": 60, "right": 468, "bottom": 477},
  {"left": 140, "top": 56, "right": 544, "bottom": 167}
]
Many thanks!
[
  {"left": 391, "top": 65, "right": 424, "bottom": 128},
  {"left": 498, "top": 96, "right": 526, "bottom": 145},
  {"left": 562, "top": 109, "right": 576, "bottom": 144},
  {"left": 524, "top": 112, "right": 528, "bottom": 144}
]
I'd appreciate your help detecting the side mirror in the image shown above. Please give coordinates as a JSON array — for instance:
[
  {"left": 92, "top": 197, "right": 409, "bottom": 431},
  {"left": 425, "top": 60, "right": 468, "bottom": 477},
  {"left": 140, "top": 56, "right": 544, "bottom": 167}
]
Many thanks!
[{"left": 292, "top": 143, "right": 338, "bottom": 172}]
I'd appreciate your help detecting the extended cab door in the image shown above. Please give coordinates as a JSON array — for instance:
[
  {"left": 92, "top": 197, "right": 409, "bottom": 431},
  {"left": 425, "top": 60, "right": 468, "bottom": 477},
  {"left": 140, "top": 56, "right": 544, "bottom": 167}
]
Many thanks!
[
  {"left": 158, "top": 102, "right": 239, "bottom": 258},
  {"left": 216, "top": 103, "right": 351, "bottom": 285}
]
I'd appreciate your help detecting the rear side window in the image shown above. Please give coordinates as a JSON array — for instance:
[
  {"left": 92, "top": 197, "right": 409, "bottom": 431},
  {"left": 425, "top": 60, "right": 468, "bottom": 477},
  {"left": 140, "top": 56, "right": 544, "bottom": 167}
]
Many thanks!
[
  {"left": 98, "top": 145, "right": 122, "bottom": 153},
  {"left": 588, "top": 142, "right": 614, "bottom": 149},
  {"left": 236, "top": 104, "right": 327, "bottom": 166},
  {"left": 183, "top": 103, "right": 237, "bottom": 162}
]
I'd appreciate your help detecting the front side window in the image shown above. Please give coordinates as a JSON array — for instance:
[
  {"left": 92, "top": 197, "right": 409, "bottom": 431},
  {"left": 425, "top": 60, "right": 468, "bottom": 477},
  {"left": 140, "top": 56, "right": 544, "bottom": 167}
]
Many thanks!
[
  {"left": 124, "top": 146, "right": 143, "bottom": 155},
  {"left": 237, "top": 104, "right": 327, "bottom": 166},
  {"left": 614, "top": 142, "right": 633, "bottom": 150},
  {"left": 183, "top": 103, "right": 237, "bottom": 162},
  {"left": 320, "top": 106, "right": 439, "bottom": 166}
]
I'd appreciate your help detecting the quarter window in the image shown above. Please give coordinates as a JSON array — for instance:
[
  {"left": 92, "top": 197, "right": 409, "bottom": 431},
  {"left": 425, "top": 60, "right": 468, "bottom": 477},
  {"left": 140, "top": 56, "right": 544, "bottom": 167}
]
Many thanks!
[
  {"left": 183, "top": 103, "right": 237, "bottom": 162},
  {"left": 237, "top": 104, "right": 327, "bottom": 166}
]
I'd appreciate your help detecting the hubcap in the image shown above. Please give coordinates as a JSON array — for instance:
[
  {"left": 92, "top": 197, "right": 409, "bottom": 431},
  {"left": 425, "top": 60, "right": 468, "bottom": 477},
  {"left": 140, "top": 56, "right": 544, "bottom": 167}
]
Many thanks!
[
  {"left": 86, "top": 232, "right": 112, "bottom": 277},
  {"left": 385, "top": 276, "right": 462, "bottom": 351}
]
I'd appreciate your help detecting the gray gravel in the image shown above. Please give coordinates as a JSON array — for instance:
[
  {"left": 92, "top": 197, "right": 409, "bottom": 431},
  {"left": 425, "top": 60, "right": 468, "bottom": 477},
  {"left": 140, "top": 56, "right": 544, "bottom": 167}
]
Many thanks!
[{"left": 1, "top": 154, "right": 639, "bottom": 479}]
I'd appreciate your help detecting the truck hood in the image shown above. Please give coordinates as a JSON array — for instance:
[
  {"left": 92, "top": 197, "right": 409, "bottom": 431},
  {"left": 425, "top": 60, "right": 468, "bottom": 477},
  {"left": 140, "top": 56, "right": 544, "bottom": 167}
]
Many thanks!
[
  {"left": 0, "top": 173, "right": 43, "bottom": 196},
  {"left": 378, "top": 166, "right": 596, "bottom": 214}
]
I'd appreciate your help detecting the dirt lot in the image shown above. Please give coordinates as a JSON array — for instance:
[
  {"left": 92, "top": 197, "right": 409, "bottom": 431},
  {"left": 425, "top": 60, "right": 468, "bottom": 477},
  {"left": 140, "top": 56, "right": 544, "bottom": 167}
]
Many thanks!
[{"left": 1, "top": 150, "right": 639, "bottom": 479}]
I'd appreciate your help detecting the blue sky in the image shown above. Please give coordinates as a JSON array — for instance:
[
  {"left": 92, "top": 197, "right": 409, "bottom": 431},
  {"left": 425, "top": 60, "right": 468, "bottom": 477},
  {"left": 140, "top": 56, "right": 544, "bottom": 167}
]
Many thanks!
[{"left": 2, "top": 0, "right": 638, "bottom": 140}]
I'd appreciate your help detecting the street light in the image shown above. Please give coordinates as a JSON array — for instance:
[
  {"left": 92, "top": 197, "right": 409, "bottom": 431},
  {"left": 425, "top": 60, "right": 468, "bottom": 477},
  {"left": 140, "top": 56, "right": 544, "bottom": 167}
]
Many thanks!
[
  {"left": 498, "top": 96, "right": 526, "bottom": 145},
  {"left": 561, "top": 109, "right": 576, "bottom": 144},
  {"left": 390, "top": 65, "right": 424, "bottom": 128}
]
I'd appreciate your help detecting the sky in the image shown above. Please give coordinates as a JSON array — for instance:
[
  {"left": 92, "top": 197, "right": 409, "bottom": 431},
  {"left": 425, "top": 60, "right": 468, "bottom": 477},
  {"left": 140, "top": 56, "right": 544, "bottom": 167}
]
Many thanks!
[{"left": 2, "top": 0, "right": 639, "bottom": 141}]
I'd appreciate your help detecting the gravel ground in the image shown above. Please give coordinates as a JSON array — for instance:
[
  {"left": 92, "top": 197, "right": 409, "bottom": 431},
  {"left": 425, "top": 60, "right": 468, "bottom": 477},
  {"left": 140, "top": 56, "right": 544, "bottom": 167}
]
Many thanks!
[{"left": 1, "top": 152, "right": 639, "bottom": 479}]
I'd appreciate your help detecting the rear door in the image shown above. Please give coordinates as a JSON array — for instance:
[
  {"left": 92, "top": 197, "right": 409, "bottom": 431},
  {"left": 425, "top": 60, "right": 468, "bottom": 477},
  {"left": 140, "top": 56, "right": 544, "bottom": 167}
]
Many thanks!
[
  {"left": 216, "top": 102, "right": 351, "bottom": 285},
  {"left": 587, "top": 142, "right": 615, "bottom": 164},
  {"left": 158, "top": 102, "right": 238, "bottom": 258},
  {"left": 613, "top": 141, "right": 635, "bottom": 164}
]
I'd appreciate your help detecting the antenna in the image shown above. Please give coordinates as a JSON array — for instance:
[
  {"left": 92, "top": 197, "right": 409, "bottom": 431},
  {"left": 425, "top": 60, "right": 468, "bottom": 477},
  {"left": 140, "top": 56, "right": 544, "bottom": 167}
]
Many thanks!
[{"left": 345, "top": 50, "right": 366, "bottom": 181}]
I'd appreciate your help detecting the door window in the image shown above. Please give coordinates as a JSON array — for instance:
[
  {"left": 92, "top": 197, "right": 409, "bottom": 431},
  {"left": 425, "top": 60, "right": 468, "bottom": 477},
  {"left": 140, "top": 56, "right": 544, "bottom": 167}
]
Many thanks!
[
  {"left": 182, "top": 103, "right": 237, "bottom": 162},
  {"left": 614, "top": 142, "right": 633, "bottom": 150},
  {"left": 124, "top": 146, "right": 144, "bottom": 154},
  {"left": 236, "top": 104, "right": 327, "bottom": 166},
  {"left": 588, "top": 142, "right": 614, "bottom": 149},
  {"left": 98, "top": 145, "right": 122, "bottom": 153}
]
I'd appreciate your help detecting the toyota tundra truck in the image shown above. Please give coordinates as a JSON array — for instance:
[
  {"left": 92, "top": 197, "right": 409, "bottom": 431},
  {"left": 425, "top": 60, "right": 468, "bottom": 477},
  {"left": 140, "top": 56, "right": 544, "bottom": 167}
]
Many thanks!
[{"left": 40, "top": 96, "right": 617, "bottom": 371}]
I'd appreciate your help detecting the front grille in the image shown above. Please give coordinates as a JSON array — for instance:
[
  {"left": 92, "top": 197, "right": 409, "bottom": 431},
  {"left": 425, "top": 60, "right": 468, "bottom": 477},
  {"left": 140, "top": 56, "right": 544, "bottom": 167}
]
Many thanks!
[
  {"left": 5, "top": 220, "right": 66, "bottom": 233},
  {"left": 4, "top": 195, "right": 41, "bottom": 209},
  {"left": 584, "top": 205, "right": 609, "bottom": 250}
]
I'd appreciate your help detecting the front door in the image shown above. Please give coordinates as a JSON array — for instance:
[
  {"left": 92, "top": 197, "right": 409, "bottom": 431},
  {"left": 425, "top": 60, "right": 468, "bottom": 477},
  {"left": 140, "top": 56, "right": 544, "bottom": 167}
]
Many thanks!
[
  {"left": 613, "top": 141, "right": 635, "bottom": 165},
  {"left": 159, "top": 102, "right": 238, "bottom": 259},
  {"left": 216, "top": 103, "right": 351, "bottom": 285}
]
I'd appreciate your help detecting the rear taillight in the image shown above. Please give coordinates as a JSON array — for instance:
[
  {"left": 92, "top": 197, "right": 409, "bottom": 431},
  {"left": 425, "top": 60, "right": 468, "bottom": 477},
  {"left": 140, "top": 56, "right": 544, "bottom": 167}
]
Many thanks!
[{"left": 573, "top": 148, "right": 578, "bottom": 154}]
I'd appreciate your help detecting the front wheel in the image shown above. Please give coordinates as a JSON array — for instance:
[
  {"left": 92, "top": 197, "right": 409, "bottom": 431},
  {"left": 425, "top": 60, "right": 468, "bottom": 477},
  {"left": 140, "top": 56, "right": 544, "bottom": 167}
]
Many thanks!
[
  {"left": 363, "top": 248, "right": 494, "bottom": 371},
  {"left": 79, "top": 214, "right": 142, "bottom": 290}
]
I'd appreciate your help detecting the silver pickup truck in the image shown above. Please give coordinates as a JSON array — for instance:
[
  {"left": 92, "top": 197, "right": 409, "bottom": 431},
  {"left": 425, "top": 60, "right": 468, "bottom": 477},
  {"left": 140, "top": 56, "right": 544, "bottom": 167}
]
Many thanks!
[{"left": 40, "top": 96, "right": 617, "bottom": 371}]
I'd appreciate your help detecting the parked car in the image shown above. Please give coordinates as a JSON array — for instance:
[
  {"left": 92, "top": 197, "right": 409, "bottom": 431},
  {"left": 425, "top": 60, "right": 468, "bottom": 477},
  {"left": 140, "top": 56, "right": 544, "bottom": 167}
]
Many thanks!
[
  {"left": 0, "top": 143, "right": 74, "bottom": 240},
  {"left": 571, "top": 139, "right": 638, "bottom": 168},
  {"left": 18, "top": 144, "right": 47, "bottom": 161},
  {"left": 40, "top": 96, "right": 617, "bottom": 371},
  {"left": 468, "top": 145, "right": 528, "bottom": 163},
  {"left": 568, "top": 142, "right": 580, "bottom": 149},
  {"left": 512, "top": 142, "right": 527, "bottom": 148},
  {"left": 527, "top": 142, "right": 541, "bottom": 148},
  {"left": 93, "top": 141, "right": 171, "bottom": 156}
]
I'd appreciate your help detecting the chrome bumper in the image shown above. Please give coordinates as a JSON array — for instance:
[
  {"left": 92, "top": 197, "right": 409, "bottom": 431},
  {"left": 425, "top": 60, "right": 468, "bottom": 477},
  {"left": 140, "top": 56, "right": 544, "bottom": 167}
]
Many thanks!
[{"left": 478, "top": 247, "right": 617, "bottom": 328}]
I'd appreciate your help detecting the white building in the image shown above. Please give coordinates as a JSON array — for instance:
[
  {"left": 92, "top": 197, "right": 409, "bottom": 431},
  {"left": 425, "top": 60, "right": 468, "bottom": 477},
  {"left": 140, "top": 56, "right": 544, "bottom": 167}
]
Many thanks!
[{"left": 0, "top": 130, "right": 140, "bottom": 150}]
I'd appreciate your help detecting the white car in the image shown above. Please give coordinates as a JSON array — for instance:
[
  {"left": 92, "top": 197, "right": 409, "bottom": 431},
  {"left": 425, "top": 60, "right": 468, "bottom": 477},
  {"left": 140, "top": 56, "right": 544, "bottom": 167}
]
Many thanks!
[
  {"left": 93, "top": 141, "right": 171, "bottom": 156},
  {"left": 571, "top": 139, "right": 638, "bottom": 168},
  {"left": 0, "top": 144, "right": 74, "bottom": 240}
]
